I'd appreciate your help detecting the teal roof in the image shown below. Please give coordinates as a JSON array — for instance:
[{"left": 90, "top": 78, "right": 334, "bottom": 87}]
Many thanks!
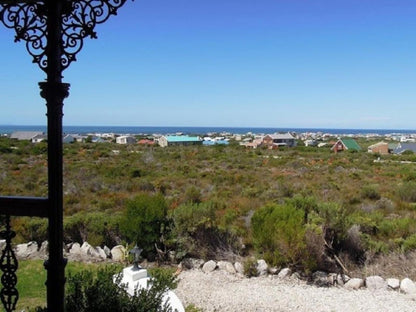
[
  {"left": 341, "top": 138, "right": 361, "bottom": 151},
  {"left": 166, "top": 135, "right": 200, "bottom": 142}
]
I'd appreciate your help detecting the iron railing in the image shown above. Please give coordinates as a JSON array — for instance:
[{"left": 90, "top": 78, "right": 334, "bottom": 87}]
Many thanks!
[{"left": 0, "top": 0, "right": 128, "bottom": 310}]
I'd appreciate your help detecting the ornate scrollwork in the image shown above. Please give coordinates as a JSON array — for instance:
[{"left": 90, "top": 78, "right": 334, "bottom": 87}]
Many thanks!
[
  {"left": 0, "top": 0, "right": 128, "bottom": 73},
  {"left": 0, "top": 215, "right": 18, "bottom": 312}
]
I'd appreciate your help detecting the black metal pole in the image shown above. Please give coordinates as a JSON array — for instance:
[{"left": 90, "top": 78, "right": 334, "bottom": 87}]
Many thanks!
[{"left": 39, "top": 0, "right": 69, "bottom": 310}]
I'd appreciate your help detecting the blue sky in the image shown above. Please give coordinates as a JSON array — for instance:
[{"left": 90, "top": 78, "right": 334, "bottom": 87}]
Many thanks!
[{"left": 1, "top": 0, "right": 416, "bottom": 129}]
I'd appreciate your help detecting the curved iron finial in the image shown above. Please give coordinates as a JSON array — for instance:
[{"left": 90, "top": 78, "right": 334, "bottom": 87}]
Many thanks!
[
  {"left": 0, "top": 215, "right": 18, "bottom": 312},
  {"left": 0, "top": 0, "right": 128, "bottom": 73}
]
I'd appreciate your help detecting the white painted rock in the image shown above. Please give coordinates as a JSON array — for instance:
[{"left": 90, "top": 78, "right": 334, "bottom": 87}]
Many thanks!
[
  {"left": 400, "top": 278, "right": 416, "bottom": 295},
  {"left": 37, "top": 241, "right": 48, "bottom": 259},
  {"left": 69, "top": 242, "right": 81, "bottom": 254},
  {"left": 387, "top": 278, "right": 400, "bottom": 290},
  {"left": 217, "top": 261, "right": 236, "bottom": 274},
  {"left": 202, "top": 260, "right": 217, "bottom": 273},
  {"left": 277, "top": 268, "right": 292, "bottom": 279},
  {"left": 15, "top": 241, "right": 38, "bottom": 259},
  {"left": 234, "top": 262, "right": 244, "bottom": 275},
  {"left": 81, "top": 242, "right": 100, "bottom": 258},
  {"left": 366, "top": 275, "right": 387, "bottom": 290},
  {"left": 111, "top": 245, "right": 126, "bottom": 262},
  {"left": 256, "top": 259, "right": 268, "bottom": 276},
  {"left": 344, "top": 278, "right": 364, "bottom": 290}
]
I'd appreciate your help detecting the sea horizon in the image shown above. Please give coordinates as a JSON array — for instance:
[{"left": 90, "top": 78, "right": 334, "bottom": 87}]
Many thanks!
[{"left": 1, "top": 124, "right": 416, "bottom": 136}]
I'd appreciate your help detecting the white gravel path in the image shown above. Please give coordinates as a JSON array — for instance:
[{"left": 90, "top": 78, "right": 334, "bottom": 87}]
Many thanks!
[{"left": 175, "top": 270, "right": 416, "bottom": 312}]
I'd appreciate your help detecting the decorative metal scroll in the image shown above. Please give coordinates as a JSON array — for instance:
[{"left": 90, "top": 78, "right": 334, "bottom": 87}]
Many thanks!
[
  {"left": 0, "top": 215, "right": 18, "bottom": 312},
  {"left": 0, "top": 0, "right": 128, "bottom": 73}
]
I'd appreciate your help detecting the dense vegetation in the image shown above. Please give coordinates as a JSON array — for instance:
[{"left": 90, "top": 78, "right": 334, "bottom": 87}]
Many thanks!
[{"left": 1, "top": 136, "right": 416, "bottom": 273}]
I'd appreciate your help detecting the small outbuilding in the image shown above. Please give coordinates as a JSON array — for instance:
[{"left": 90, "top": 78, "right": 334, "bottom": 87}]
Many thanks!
[
  {"left": 367, "top": 142, "right": 389, "bottom": 155},
  {"left": 331, "top": 138, "right": 361, "bottom": 153}
]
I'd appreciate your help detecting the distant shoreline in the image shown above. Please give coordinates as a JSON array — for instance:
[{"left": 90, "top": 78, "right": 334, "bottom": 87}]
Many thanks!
[{"left": 1, "top": 125, "right": 416, "bottom": 136}]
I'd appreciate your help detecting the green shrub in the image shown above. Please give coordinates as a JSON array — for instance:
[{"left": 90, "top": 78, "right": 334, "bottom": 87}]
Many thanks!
[
  {"left": 402, "top": 234, "right": 416, "bottom": 253},
  {"left": 361, "top": 186, "right": 381, "bottom": 200},
  {"left": 243, "top": 257, "right": 258, "bottom": 278},
  {"left": 397, "top": 182, "right": 416, "bottom": 203},
  {"left": 251, "top": 203, "right": 307, "bottom": 266},
  {"left": 170, "top": 201, "right": 238, "bottom": 259},
  {"left": 120, "top": 194, "right": 169, "bottom": 260},
  {"left": 65, "top": 266, "right": 174, "bottom": 312}
]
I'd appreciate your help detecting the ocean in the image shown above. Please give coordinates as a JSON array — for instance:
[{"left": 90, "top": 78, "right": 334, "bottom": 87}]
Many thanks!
[{"left": 0, "top": 125, "right": 415, "bottom": 136}]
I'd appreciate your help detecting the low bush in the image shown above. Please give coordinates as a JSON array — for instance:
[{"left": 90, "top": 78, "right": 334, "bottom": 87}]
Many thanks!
[{"left": 251, "top": 203, "right": 307, "bottom": 267}]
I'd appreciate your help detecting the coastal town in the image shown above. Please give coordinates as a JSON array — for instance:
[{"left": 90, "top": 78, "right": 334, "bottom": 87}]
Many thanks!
[{"left": 5, "top": 129, "right": 416, "bottom": 155}]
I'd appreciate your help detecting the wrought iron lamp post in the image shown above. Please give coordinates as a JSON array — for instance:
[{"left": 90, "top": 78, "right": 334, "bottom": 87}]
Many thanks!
[{"left": 0, "top": 0, "right": 128, "bottom": 311}]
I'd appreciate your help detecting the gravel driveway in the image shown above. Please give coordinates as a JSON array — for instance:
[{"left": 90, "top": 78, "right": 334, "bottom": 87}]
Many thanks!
[{"left": 175, "top": 270, "right": 416, "bottom": 312}]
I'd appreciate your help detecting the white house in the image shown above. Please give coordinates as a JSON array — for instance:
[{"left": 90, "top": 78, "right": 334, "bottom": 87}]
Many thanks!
[{"left": 116, "top": 136, "right": 136, "bottom": 144}]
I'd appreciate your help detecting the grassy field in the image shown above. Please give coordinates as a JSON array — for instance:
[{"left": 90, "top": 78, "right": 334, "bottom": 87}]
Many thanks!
[{"left": 9, "top": 260, "right": 120, "bottom": 311}]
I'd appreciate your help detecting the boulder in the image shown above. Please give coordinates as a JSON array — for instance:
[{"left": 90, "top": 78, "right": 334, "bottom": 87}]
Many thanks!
[
  {"left": 38, "top": 241, "right": 49, "bottom": 259},
  {"left": 111, "top": 245, "right": 126, "bottom": 262},
  {"left": 400, "top": 278, "right": 416, "bottom": 295},
  {"left": 269, "top": 267, "right": 280, "bottom": 275},
  {"left": 202, "top": 260, "right": 217, "bottom": 273},
  {"left": 218, "top": 261, "right": 236, "bottom": 274},
  {"left": 103, "top": 245, "right": 111, "bottom": 258},
  {"left": 81, "top": 242, "right": 100, "bottom": 259},
  {"left": 95, "top": 246, "right": 107, "bottom": 261},
  {"left": 312, "top": 271, "right": 330, "bottom": 287},
  {"left": 337, "top": 274, "right": 350, "bottom": 286},
  {"left": 365, "top": 276, "right": 387, "bottom": 291},
  {"left": 344, "top": 278, "right": 364, "bottom": 290},
  {"left": 277, "top": 268, "right": 292, "bottom": 279},
  {"left": 256, "top": 259, "right": 268, "bottom": 276},
  {"left": 386, "top": 278, "right": 400, "bottom": 290},
  {"left": 15, "top": 241, "right": 38, "bottom": 259},
  {"left": 234, "top": 262, "right": 244, "bottom": 275},
  {"left": 69, "top": 242, "right": 81, "bottom": 255},
  {"left": 181, "top": 258, "right": 205, "bottom": 270}
]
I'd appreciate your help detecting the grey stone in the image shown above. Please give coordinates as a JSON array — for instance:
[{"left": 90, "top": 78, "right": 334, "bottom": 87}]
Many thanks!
[
  {"left": 277, "top": 268, "right": 292, "bottom": 279},
  {"left": 312, "top": 271, "right": 330, "bottom": 287},
  {"left": 181, "top": 258, "right": 205, "bottom": 270},
  {"left": 400, "top": 278, "right": 416, "bottom": 295},
  {"left": 387, "top": 278, "right": 400, "bottom": 290},
  {"left": 111, "top": 245, "right": 126, "bottom": 262},
  {"left": 95, "top": 246, "right": 107, "bottom": 260},
  {"left": 103, "top": 245, "right": 111, "bottom": 258},
  {"left": 365, "top": 275, "right": 387, "bottom": 290},
  {"left": 218, "top": 261, "right": 236, "bottom": 274},
  {"left": 344, "top": 278, "right": 364, "bottom": 290},
  {"left": 202, "top": 260, "right": 217, "bottom": 273},
  {"left": 256, "top": 259, "right": 268, "bottom": 276}
]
